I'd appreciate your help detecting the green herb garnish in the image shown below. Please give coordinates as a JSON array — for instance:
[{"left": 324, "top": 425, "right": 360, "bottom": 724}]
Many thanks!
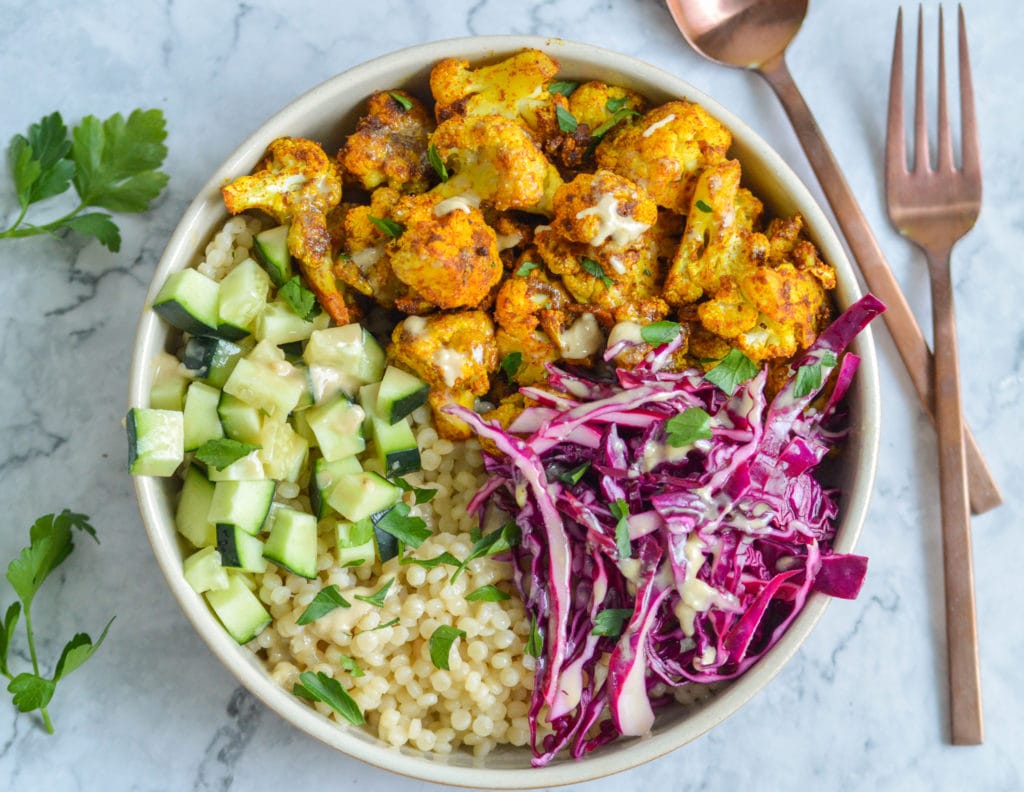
[
  {"left": 428, "top": 624, "right": 467, "bottom": 670},
  {"left": 1, "top": 510, "right": 113, "bottom": 734},
  {"left": 525, "top": 614, "right": 543, "bottom": 658},
  {"left": 368, "top": 215, "right": 405, "bottom": 238},
  {"left": 337, "top": 655, "right": 364, "bottom": 677},
  {"left": 515, "top": 260, "right": 539, "bottom": 277},
  {"left": 387, "top": 91, "right": 413, "bottom": 111},
  {"left": 548, "top": 80, "right": 579, "bottom": 97},
  {"left": 558, "top": 461, "right": 590, "bottom": 486},
  {"left": 374, "top": 503, "right": 431, "bottom": 549},
  {"left": 704, "top": 348, "right": 758, "bottom": 396},
  {"left": 353, "top": 578, "right": 394, "bottom": 607},
  {"left": 591, "top": 608, "right": 633, "bottom": 638},
  {"left": 500, "top": 351, "right": 523, "bottom": 382},
  {"left": 695, "top": 199, "right": 713, "bottom": 213},
  {"left": 581, "top": 257, "right": 613, "bottom": 287},
  {"left": 371, "top": 617, "right": 400, "bottom": 631},
  {"left": 280, "top": 275, "right": 317, "bottom": 320},
  {"left": 556, "top": 105, "right": 578, "bottom": 133},
  {"left": 605, "top": 96, "right": 629, "bottom": 112},
  {"left": 665, "top": 407, "right": 713, "bottom": 448},
  {"left": 591, "top": 107, "right": 640, "bottom": 140},
  {"left": 399, "top": 551, "right": 462, "bottom": 570},
  {"left": 610, "top": 499, "right": 631, "bottom": 560},
  {"left": 390, "top": 477, "right": 438, "bottom": 505},
  {"left": 640, "top": 320, "right": 681, "bottom": 346},
  {"left": 792, "top": 351, "right": 838, "bottom": 399},
  {"left": 451, "top": 521, "right": 520, "bottom": 582},
  {"left": 1, "top": 109, "right": 169, "bottom": 252},
  {"left": 466, "top": 585, "right": 511, "bottom": 603},
  {"left": 296, "top": 585, "right": 351, "bottom": 626},
  {"left": 194, "top": 438, "right": 260, "bottom": 470},
  {"left": 427, "top": 143, "right": 448, "bottom": 182},
  {"left": 293, "top": 671, "right": 364, "bottom": 725}
]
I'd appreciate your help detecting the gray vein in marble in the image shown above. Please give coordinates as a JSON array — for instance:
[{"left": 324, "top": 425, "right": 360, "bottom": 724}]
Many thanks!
[{"left": 193, "top": 687, "right": 264, "bottom": 792}]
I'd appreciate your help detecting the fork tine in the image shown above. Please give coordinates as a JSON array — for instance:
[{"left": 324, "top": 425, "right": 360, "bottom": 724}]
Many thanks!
[
  {"left": 936, "top": 6, "right": 954, "bottom": 171},
  {"left": 885, "top": 7, "right": 906, "bottom": 181},
  {"left": 913, "top": 6, "right": 931, "bottom": 173},
  {"left": 958, "top": 4, "right": 981, "bottom": 181}
]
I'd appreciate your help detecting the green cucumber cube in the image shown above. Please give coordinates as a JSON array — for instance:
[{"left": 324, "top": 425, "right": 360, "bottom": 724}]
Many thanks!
[{"left": 127, "top": 407, "right": 184, "bottom": 477}]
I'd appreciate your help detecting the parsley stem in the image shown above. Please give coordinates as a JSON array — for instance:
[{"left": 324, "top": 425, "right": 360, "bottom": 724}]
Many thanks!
[
  {"left": 21, "top": 605, "right": 54, "bottom": 734},
  {"left": 0, "top": 204, "right": 86, "bottom": 241}
]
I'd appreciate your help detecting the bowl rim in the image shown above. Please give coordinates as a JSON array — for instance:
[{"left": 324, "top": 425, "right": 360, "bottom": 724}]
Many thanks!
[{"left": 129, "top": 34, "right": 880, "bottom": 789}]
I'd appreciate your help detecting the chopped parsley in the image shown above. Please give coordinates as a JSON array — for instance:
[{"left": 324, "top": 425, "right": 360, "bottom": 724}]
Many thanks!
[
  {"left": 368, "top": 215, "right": 404, "bottom": 238},
  {"left": 556, "top": 105, "right": 578, "bottom": 133},
  {"left": 665, "top": 407, "right": 713, "bottom": 447},
  {"left": 640, "top": 320, "right": 681, "bottom": 346},
  {"left": 296, "top": 585, "right": 351, "bottom": 626},
  {"left": 704, "top": 348, "right": 758, "bottom": 396},
  {"left": 581, "top": 257, "right": 613, "bottom": 287}
]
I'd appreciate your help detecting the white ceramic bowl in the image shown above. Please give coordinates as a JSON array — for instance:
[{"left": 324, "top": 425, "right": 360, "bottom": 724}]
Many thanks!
[{"left": 129, "top": 36, "right": 880, "bottom": 788}]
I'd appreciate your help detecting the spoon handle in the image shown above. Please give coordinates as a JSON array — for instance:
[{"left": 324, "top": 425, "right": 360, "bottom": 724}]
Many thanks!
[{"left": 757, "top": 54, "right": 1001, "bottom": 516}]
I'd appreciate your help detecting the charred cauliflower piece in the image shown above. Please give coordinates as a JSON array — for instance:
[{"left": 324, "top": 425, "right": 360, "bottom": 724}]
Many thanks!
[
  {"left": 338, "top": 89, "right": 434, "bottom": 194},
  {"left": 387, "top": 192, "right": 503, "bottom": 311},
  {"left": 430, "top": 114, "right": 562, "bottom": 216},
  {"left": 567, "top": 81, "right": 650, "bottom": 133},
  {"left": 595, "top": 100, "right": 731, "bottom": 214},
  {"left": 333, "top": 188, "right": 405, "bottom": 306},
  {"left": 549, "top": 169, "right": 658, "bottom": 249},
  {"left": 493, "top": 263, "right": 572, "bottom": 384},
  {"left": 222, "top": 137, "right": 348, "bottom": 323},
  {"left": 390, "top": 311, "right": 498, "bottom": 439}
]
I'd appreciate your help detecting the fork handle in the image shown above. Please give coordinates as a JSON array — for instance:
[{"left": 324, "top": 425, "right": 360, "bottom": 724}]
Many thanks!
[
  {"left": 757, "top": 54, "right": 1002, "bottom": 516},
  {"left": 927, "top": 248, "right": 983, "bottom": 745}
]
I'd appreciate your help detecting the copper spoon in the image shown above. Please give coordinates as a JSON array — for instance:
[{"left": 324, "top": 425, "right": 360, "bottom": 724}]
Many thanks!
[{"left": 664, "top": 0, "right": 1001, "bottom": 515}]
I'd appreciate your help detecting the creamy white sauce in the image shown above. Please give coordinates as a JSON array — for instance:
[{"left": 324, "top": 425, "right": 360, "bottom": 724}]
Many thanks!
[
  {"left": 673, "top": 533, "right": 709, "bottom": 637},
  {"left": 643, "top": 114, "right": 676, "bottom": 138},
  {"left": 434, "top": 193, "right": 481, "bottom": 216},
  {"left": 495, "top": 230, "right": 522, "bottom": 251},
  {"left": 349, "top": 244, "right": 383, "bottom": 271},
  {"left": 267, "top": 173, "right": 307, "bottom": 193},
  {"left": 402, "top": 315, "right": 429, "bottom": 337},
  {"left": 608, "top": 255, "right": 626, "bottom": 274},
  {"left": 575, "top": 192, "right": 650, "bottom": 247},
  {"left": 533, "top": 224, "right": 552, "bottom": 234},
  {"left": 433, "top": 346, "right": 467, "bottom": 387},
  {"left": 558, "top": 313, "right": 603, "bottom": 358},
  {"left": 607, "top": 320, "right": 644, "bottom": 348}
]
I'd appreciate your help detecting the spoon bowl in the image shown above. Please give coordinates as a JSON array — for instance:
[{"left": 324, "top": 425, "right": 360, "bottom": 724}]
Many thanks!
[{"left": 666, "top": 0, "right": 807, "bottom": 68}]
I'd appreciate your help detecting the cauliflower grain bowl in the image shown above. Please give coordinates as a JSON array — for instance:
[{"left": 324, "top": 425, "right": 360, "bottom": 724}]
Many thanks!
[{"left": 129, "top": 37, "right": 880, "bottom": 788}]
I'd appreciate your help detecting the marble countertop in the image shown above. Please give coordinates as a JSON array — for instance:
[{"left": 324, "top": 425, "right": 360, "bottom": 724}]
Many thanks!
[{"left": 1, "top": 0, "right": 1021, "bottom": 789}]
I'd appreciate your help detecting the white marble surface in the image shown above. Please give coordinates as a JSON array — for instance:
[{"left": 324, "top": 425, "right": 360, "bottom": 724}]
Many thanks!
[{"left": 0, "top": 0, "right": 1021, "bottom": 789}]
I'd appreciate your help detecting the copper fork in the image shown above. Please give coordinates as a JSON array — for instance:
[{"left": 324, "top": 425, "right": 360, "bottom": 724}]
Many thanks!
[{"left": 885, "top": 5, "right": 982, "bottom": 745}]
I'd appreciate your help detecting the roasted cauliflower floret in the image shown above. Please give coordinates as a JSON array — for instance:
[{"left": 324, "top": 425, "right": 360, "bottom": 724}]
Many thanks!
[
  {"left": 386, "top": 192, "right": 502, "bottom": 311},
  {"left": 595, "top": 100, "right": 731, "bottom": 214},
  {"left": 333, "top": 188, "right": 405, "bottom": 306},
  {"left": 430, "top": 114, "right": 562, "bottom": 216},
  {"left": 430, "top": 49, "right": 560, "bottom": 134},
  {"left": 338, "top": 90, "right": 434, "bottom": 194},
  {"left": 493, "top": 263, "right": 571, "bottom": 384},
  {"left": 390, "top": 311, "right": 498, "bottom": 439},
  {"left": 222, "top": 137, "right": 349, "bottom": 323},
  {"left": 549, "top": 170, "right": 658, "bottom": 249},
  {"left": 567, "top": 81, "right": 649, "bottom": 134}
]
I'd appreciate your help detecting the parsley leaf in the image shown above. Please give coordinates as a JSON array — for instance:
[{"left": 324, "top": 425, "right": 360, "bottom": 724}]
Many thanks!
[
  {"left": 792, "top": 351, "right": 839, "bottom": 399},
  {"left": 558, "top": 461, "right": 590, "bottom": 486},
  {"left": 591, "top": 107, "right": 640, "bottom": 140},
  {"left": 353, "top": 578, "right": 394, "bottom": 607},
  {"left": 665, "top": 407, "right": 713, "bottom": 447},
  {"left": 372, "top": 617, "right": 400, "bottom": 631},
  {"left": 8, "top": 674, "right": 55, "bottom": 714},
  {"left": 390, "top": 478, "right": 438, "bottom": 505},
  {"left": 581, "top": 257, "right": 613, "bottom": 287},
  {"left": 526, "top": 614, "right": 543, "bottom": 658},
  {"left": 387, "top": 91, "right": 413, "bottom": 111},
  {"left": 500, "top": 352, "right": 522, "bottom": 382},
  {"left": 53, "top": 618, "right": 114, "bottom": 681},
  {"left": 548, "top": 80, "right": 579, "bottom": 96},
  {"left": 605, "top": 96, "right": 628, "bottom": 112},
  {"left": 515, "top": 260, "right": 538, "bottom": 277},
  {"left": 451, "top": 521, "right": 520, "bottom": 582},
  {"left": 428, "top": 625, "right": 467, "bottom": 670},
  {"left": 337, "top": 655, "right": 364, "bottom": 677},
  {"left": 368, "top": 215, "right": 404, "bottom": 238},
  {"left": 695, "top": 199, "right": 713, "bottom": 213},
  {"left": 194, "top": 438, "right": 259, "bottom": 471},
  {"left": 10, "top": 112, "right": 75, "bottom": 208},
  {"left": 591, "top": 608, "right": 633, "bottom": 638},
  {"left": 610, "top": 499, "right": 631, "bottom": 559},
  {"left": 705, "top": 348, "right": 758, "bottom": 396},
  {"left": 556, "top": 105, "right": 578, "bottom": 133},
  {"left": 427, "top": 143, "right": 448, "bottom": 182},
  {"left": 280, "top": 276, "right": 318, "bottom": 320},
  {"left": 640, "top": 321, "right": 681, "bottom": 346},
  {"left": 0, "top": 603, "right": 21, "bottom": 678},
  {"left": 399, "top": 551, "right": 461, "bottom": 570},
  {"left": 61, "top": 213, "right": 121, "bottom": 251},
  {"left": 374, "top": 503, "right": 431, "bottom": 549},
  {"left": 294, "top": 671, "right": 364, "bottom": 725},
  {"left": 466, "top": 585, "right": 510, "bottom": 603},
  {"left": 296, "top": 585, "right": 351, "bottom": 626}
]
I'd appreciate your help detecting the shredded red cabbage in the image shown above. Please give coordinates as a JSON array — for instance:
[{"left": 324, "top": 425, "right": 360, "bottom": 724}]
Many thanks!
[{"left": 447, "top": 293, "right": 884, "bottom": 766}]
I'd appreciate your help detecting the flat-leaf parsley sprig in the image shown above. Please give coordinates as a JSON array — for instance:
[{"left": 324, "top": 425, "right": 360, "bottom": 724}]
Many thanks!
[
  {"left": 0, "top": 510, "right": 114, "bottom": 734},
  {"left": 1, "top": 109, "right": 169, "bottom": 252}
]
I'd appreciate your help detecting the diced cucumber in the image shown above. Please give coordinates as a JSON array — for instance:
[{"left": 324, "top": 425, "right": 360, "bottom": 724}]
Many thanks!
[
  {"left": 371, "top": 415, "right": 421, "bottom": 476},
  {"left": 326, "top": 471, "right": 402, "bottom": 523},
  {"left": 255, "top": 299, "right": 318, "bottom": 345},
  {"left": 358, "top": 382, "right": 380, "bottom": 439},
  {"left": 310, "top": 456, "right": 362, "bottom": 518},
  {"left": 377, "top": 365, "right": 429, "bottom": 424},
  {"left": 257, "top": 419, "right": 308, "bottom": 483},
  {"left": 183, "top": 381, "right": 225, "bottom": 451},
  {"left": 217, "top": 392, "right": 263, "bottom": 445},
  {"left": 262, "top": 507, "right": 318, "bottom": 579},
  {"left": 175, "top": 464, "right": 216, "bottom": 548},
  {"left": 216, "top": 525, "right": 267, "bottom": 572},
  {"left": 205, "top": 573, "right": 271, "bottom": 644},
  {"left": 303, "top": 324, "right": 386, "bottom": 400},
  {"left": 222, "top": 340, "right": 306, "bottom": 418},
  {"left": 126, "top": 407, "right": 184, "bottom": 477},
  {"left": 149, "top": 352, "right": 189, "bottom": 411},
  {"left": 183, "top": 546, "right": 230, "bottom": 593},
  {"left": 217, "top": 257, "right": 271, "bottom": 339},
  {"left": 182, "top": 336, "right": 246, "bottom": 388},
  {"left": 207, "top": 479, "right": 276, "bottom": 536},
  {"left": 331, "top": 517, "right": 376, "bottom": 567},
  {"left": 253, "top": 224, "right": 293, "bottom": 286},
  {"left": 152, "top": 269, "right": 221, "bottom": 336},
  {"left": 293, "top": 365, "right": 314, "bottom": 411},
  {"left": 305, "top": 396, "right": 366, "bottom": 462},
  {"left": 206, "top": 450, "right": 266, "bottom": 482},
  {"left": 290, "top": 407, "right": 317, "bottom": 446},
  {"left": 372, "top": 510, "right": 400, "bottom": 563}
]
